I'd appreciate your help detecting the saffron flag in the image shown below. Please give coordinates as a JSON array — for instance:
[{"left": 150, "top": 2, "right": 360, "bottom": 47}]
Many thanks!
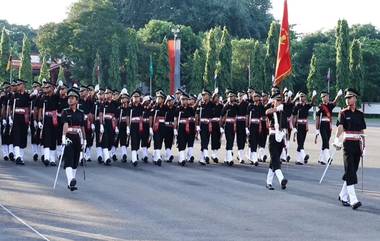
[{"left": 274, "top": 0, "right": 292, "bottom": 87}]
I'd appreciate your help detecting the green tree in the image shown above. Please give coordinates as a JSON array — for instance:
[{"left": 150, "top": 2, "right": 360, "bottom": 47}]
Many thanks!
[
  {"left": 0, "top": 27, "right": 10, "bottom": 81},
  {"left": 252, "top": 40, "right": 265, "bottom": 91},
  {"left": 38, "top": 55, "right": 50, "bottom": 82},
  {"left": 124, "top": 28, "right": 139, "bottom": 91},
  {"left": 92, "top": 51, "right": 102, "bottom": 86},
  {"left": 189, "top": 49, "right": 204, "bottom": 93},
  {"left": 349, "top": 39, "right": 363, "bottom": 95},
  {"left": 203, "top": 29, "right": 218, "bottom": 89},
  {"left": 335, "top": 19, "right": 350, "bottom": 91},
  {"left": 155, "top": 37, "right": 170, "bottom": 91},
  {"left": 217, "top": 27, "right": 232, "bottom": 92},
  {"left": 108, "top": 33, "right": 121, "bottom": 89},
  {"left": 306, "top": 53, "right": 323, "bottom": 96},
  {"left": 231, "top": 39, "right": 256, "bottom": 91},
  {"left": 264, "top": 21, "right": 280, "bottom": 90},
  {"left": 18, "top": 34, "right": 32, "bottom": 82}
]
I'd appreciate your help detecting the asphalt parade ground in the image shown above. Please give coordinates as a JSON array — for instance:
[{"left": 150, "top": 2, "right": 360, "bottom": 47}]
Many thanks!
[{"left": 0, "top": 125, "right": 379, "bottom": 241}]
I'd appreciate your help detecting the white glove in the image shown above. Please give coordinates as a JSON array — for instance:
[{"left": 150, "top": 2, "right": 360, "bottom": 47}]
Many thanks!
[
  {"left": 95, "top": 84, "right": 100, "bottom": 92},
  {"left": 149, "top": 127, "right": 153, "bottom": 136},
  {"left": 115, "top": 127, "right": 119, "bottom": 134},
  {"left": 268, "top": 98, "right": 273, "bottom": 104},
  {"left": 174, "top": 129, "right": 178, "bottom": 136},
  {"left": 82, "top": 140, "right": 87, "bottom": 150},
  {"left": 84, "top": 115, "right": 88, "bottom": 120},
  {"left": 292, "top": 128, "right": 297, "bottom": 134},
  {"left": 58, "top": 80, "right": 63, "bottom": 87},
  {"left": 196, "top": 125, "right": 200, "bottom": 132},
  {"left": 28, "top": 126, "right": 31, "bottom": 135},
  {"left": 287, "top": 90, "right": 293, "bottom": 98},
  {"left": 91, "top": 124, "right": 95, "bottom": 131},
  {"left": 337, "top": 89, "right": 343, "bottom": 97},
  {"left": 62, "top": 135, "right": 67, "bottom": 145},
  {"left": 2, "top": 119, "right": 6, "bottom": 126},
  {"left": 362, "top": 148, "right": 366, "bottom": 157},
  {"left": 34, "top": 120, "right": 38, "bottom": 128},
  {"left": 32, "top": 89, "right": 38, "bottom": 96},
  {"left": 333, "top": 137, "right": 342, "bottom": 150},
  {"left": 8, "top": 116, "right": 13, "bottom": 126},
  {"left": 126, "top": 126, "right": 130, "bottom": 135},
  {"left": 312, "top": 90, "right": 317, "bottom": 97},
  {"left": 220, "top": 127, "right": 225, "bottom": 134},
  {"left": 245, "top": 127, "right": 250, "bottom": 135},
  {"left": 38, "top": 121, "right": 43, "bottom": 129},
  {"left": 294, "top": 92, "right": 300, "bottom": 100},
  {"left": 276, "top": 104, "right": 284, "bottom": 112},
  {"left": 100, "top": 124, "right": 104, "bottom": 134},
  {"left": 315, "top": 129, "right": 320, "bottom": 136}
]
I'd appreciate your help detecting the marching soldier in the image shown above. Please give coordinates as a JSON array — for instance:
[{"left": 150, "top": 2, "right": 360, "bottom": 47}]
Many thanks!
[
  {"left": 95, "top": 87, "right": 105, "bottom": 164},
  {"left": 210, "top": 90, "right": 223, "bottom": 163},
  {"left": 281, "top": 88, "right": 294, "bottom": 163},
  {"left": 10, "top": 79, "right": 30, "bottom": 165},
  {"left": 265, "top": 91, "right": 288, "bottom": 190},
  {"left": 29, "top": 81, "right": 42, "bottom": 161},
  {"left": 196, "top": 89, "right": 214, "bottom": 165},
  {"left": 56, "top": 83, "right": 68, "bottom": 159},
  {"left": 315, "top": 89, "right": 343, "bottom": 165},
  {"left": 174, "top": 93, "right": 196, "bottom": 166},
  {"left": 38, "top": 81, "right": 60, "bottom": 167},
  {"left": 292, "top": 91, "right": 317, "bottom": 165},
  {"left": 236, "top": 91, "right": 249, "bottom": 164},
  {"left": 334, "top": 88, "right": 366, "bottom": 209},
  {"left": 186, "top": 94, "right": 198, "bottom": 162},
  {"left": 1, "top": 82, "right": 13, "bottom": 161},
  {"left": 61, "top": 88, "right": 86, "bottom": 191},
  {"left": 258, "top": 92, "right": 270, "bottom": 162},
  {"left": 246, "top": 92, "right": 264, "bottom": 166},
  {"left": 128, "top": 89, "right": 145, "bottom": 166},
  {"left": 111, "top": 89, "right": 121, "bottom": 161},
  {"left": 164, "top": 95, "right": 175, "bottom": 163},
  {"left": 140, "top": 95, "right": 152, "bottom": 163},
  {"left": 99, "top": 88, "right": 118, "bottom": 166},
  {"left": 79, "top": 85, "right": 96, "bottom": 163},
  {"left": 221, "top": 91, "right": 238, "bottom": 166},
  {"left": 151, "top": 90, "right": 167, "bottom": 166},
  {"left": 117, "top": 89, "right": 130, "bottom": 163}
]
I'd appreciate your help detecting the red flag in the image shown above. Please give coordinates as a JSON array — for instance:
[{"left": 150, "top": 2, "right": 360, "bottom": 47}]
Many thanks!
[{"left": 274, "top": 0, "right": 292, "bottom": 87}]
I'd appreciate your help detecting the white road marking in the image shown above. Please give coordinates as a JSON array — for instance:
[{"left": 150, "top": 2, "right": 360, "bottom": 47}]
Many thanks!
[{"left": 0, "top": 203, "right": 50, "bottom": 241}]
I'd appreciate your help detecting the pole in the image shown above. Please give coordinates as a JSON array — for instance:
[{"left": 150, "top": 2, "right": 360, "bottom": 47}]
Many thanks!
[{"left": 149, "top": 55, "right": 152, "bottom": 96}]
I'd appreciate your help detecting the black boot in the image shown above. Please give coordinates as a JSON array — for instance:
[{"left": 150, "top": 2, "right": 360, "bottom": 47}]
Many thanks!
[
  {"left": 262, "top": 155, "right": 267, "bottom": 163},
  {"left": 281, "top": 179, "right": 288, "bottom": 190},
  {"left": 286, "top": 155, "right": 291, "bottom": 162},
  {"left": 50, "top": 162, "right": 57, "bottom": 167},
  {"left": 33, "top": 154, "right": 38, "bottom": 161},
  {"left": 15, "top": 157, "right": 25, "bottom": 165},
  {"left": 112, "top": 154, "right": 117, "bottom": 162},
  {"left": 133, "top": 161, "right": 138, "bottom": 167},
  {"left": 42, "top": 159, "right": 50, "bottom": 167},
  {"left": 304, "top": 154, "right": 309, "bottom": 164},
  {"left": 104, "top": 159, "right": 112, "bottom": 166},
  {"left": 9, "top": 152, "right": 14, "bottom": 161},
  {"left": 122, "top": 154, "right": 127, "bottom": 163},
  {"left": 205, "top": 157, "right": 210, "bottom": 164},
  {"left": 97, "top": 156, "right": 103, "bottom": 164},
  {"left": 351, "top": 201, "right": 362, "bottom": 210},
  {"left": 212, "top": 157, "right": 219, "bottom": 163},
  {"left": 143, "top": 156, "right": 148, "bottom": 163},
  {"left": 4, "top": 156, "right": 9, "bottom": 161},
  {"left": 189, "top": 156, "right": 194, "bottom": 163},
  {"left": 266, "top": 184, "right": 275, "bottom": 190},
  {"left": 157, "top": 159, "right": 162, "bottom": 167}
]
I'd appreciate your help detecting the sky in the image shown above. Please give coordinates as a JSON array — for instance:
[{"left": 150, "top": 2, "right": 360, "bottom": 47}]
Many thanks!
[{"left": 0, "top": 0, "right": 379, "bottom": 34}]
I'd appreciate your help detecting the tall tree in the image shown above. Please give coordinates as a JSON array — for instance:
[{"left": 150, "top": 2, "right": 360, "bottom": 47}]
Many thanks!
[
  {"left": 306, "top": 53, "right": 322, "bottom": 96},
  {"left": 0, "top": 27, "right": 10, "bottom": 81},
  {"left": 124, "top": 28, "right": 139, "bottom": 91},
  {"left": 155, "top": 37, "right": 170, "bottom": 91},
  {"left": 189, "top": 49, "right": 204, "bottom": 94},
  {"left": 18, "top": 34, "right": 32, "bottom": 82},
  {"left": 108, "top": 33, "right": 121, "bottom": 89},
  {"left": 217, "top": 27, "right": 232, "bottom": 92},
  {"left": 203, "top": 29, "right": 218, "bottom": 89},
  {"left": 264, "top": 21, "right": 280, "bottom": 90},
  {"left": 335, "top": 19, "right": 350, "bottom": 91},
  {"left": 252, "top": 40, "right": 265, "bottom": 91},
  {"left": 92, "top": 51, "right": 102, "bottom": 86},
  {"left": 38, "top": 55, "right": 50, "bottom": 82},
  {"left": 349, "top": 39, "right": 363, "bottom": 95}
]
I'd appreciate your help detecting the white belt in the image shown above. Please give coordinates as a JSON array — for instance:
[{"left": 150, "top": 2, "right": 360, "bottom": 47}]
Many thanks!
[
  {"left": 14, "top": 108, "right": 26, "bottom": 113},
  {"left": 297, "top": 119, "right": 308, "bottom": 124},
  {"left": 236, "top": 116, "right": 246, "bottom": 121},
  {"left": 67, "top": 127, "right": 82, "bottom": 134},
  {"left": 131, "top": 117, "right": 141, "bottom": 121},
  {"left": 321, "top": 117, "right": 330, "bottom": 122},
  {"left": 211, "top": 117, "right": 220, "bottom": 122},
  {"left": 226, "top": 118, "right": 235, "bottom": 123},
  {"left": 343, "top": 133, "right": 363, "bottom": 140},
  {"left": 250, "top": 118, "right": 260, "bottom": 123},
  {"left": 200, "top": 118, "right": 210, "bottom": 123},
  {"left": 104, "top": 114, "right": 113, "bottom": 119}
]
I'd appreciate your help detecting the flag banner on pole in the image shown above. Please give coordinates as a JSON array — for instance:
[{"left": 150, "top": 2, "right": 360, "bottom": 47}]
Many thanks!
[
  {"left": 168, "top": 40, "right": 176, "bottom": 95},
  {"left": 274, "top": 0, "right": 292, "bottom": 87},
  {"left": 174, "top": 39, "right": 181, "bottom": 92}
]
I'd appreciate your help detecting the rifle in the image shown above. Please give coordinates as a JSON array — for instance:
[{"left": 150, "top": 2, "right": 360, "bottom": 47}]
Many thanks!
[
  {"left": 40, "top": 102, "right": 46, "bottom": 139},
  {"left": 8, "top": 98, "right": 16, "bottom": 135}
]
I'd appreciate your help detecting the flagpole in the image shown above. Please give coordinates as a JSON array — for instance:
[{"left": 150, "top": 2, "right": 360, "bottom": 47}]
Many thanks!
[{"left": 149, "top": 54, "right": 152, "bottom": 96}]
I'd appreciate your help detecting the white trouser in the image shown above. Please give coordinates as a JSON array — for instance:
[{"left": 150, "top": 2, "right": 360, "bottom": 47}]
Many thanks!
[
  {"left": 347, "top": 185, "right": 359, "bottom": 204},
  {"left": 103, "top": 148, "right": 110, "bottom": 161},
  {"left": 96, "top": 147, "right": 103, "bottom": 158},
  {"left": 14, "top": 146, "right": 21, "bottom": 159},
  {"left": 132, "top": 150, "right": 137, "bottom": 163},
  {"left": 275, "top": 169, "right": 284, "bottom": 184},
  {"left": 142, "top": 147, "right": 148, "bottom": 158},
  {"left": 50, "top": 150, "right": 56, "bottom": 163},
  {"left": 165, "top": 148, "right": 172, "bottom": 160},
  {"left": 267, "top": 169, "right": 274, "bottom": 185},
  {"left": 32, "top": 144, "right": 38, "bottom": 155},
  {"left": 44, "top": 148, "right": 50, "bottom": 162},
  {"left": 2, "top": 145, "right": 9, "bottom": 157},
  {"left": 212, "top": 150, "right": 218, "bottom": 159},
  {"left": 154, "top": 150, "right": 161, "bottom": 162},
  {"left": 250, "top": 152, "right": 258, "bottom": 163},
  {"left": 121, "top": 146, "right": 127, "bottom": 156},
  {"left": 179, "top": 151, "right": 185, "bottom": 163},
  {"left": 187, "top": 147, "right": 194, "bottom": 159},
  {"left": 238, "top": 150, "right": 244, "bottom": 161},
  {"left": 339, "top": 181, "right": 349, "bottom": 202}
]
